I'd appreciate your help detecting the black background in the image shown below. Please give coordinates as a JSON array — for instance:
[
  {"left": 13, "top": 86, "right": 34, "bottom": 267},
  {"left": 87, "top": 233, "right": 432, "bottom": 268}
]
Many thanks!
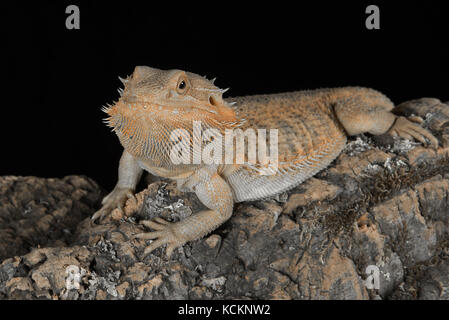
[{"left": 2, "top": 1, "right": 448, "bottom": 191}]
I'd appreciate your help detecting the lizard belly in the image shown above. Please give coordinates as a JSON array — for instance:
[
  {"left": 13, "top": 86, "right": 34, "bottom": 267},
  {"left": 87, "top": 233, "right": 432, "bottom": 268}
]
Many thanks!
[{"left": 224, "top": 132, "right": 346, "bottom": 202}]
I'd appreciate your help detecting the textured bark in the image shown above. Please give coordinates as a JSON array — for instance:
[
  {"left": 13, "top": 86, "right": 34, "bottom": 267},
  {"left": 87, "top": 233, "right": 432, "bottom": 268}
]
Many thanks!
[{"left": 1, "top": 98, "right": 449, "bottom": 300}]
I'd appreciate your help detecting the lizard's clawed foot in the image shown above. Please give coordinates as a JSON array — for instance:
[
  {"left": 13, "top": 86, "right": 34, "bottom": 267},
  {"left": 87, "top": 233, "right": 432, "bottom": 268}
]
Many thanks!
[
  {"left": 388, "top": 116, "right": 438, "bottom": 149},
  {"left": 91, "top": 187, "right": 135, "bottom": 223},
  {"left": 134, "top": 218, "right": 185, "bottom": 258}
]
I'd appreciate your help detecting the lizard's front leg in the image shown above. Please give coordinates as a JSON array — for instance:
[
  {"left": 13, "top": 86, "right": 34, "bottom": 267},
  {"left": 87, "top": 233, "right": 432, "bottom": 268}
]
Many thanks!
[
  {"left": 92, "top": 150, "right": 143, "bottom": 222},
  {"left": 134, "top": 167, "right": 234, "bottom": 258}
]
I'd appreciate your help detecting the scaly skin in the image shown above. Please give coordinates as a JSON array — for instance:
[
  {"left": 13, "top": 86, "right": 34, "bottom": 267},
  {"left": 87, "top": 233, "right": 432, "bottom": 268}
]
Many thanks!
[{"left": 92, "top": 66, "right": 438, "bottom": 258}]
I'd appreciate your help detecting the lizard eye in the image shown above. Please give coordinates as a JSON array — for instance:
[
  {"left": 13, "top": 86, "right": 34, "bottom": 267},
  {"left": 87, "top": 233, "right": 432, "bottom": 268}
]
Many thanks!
[{"left": 176, "top": 76, "right": 189, "bottom": 94}]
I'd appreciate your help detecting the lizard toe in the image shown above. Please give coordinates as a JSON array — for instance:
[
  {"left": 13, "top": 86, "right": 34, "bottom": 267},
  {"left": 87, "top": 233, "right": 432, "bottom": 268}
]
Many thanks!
[
  {"left": 143, "top": 238, "right": 168, "bottom": 256},
  {"left": 140, "top": 219, "right": 169, "bottom": 230},
  {"left": 91, "top": 208, "right": 107, "bottom": 224},
  {"left": 134, "top": 231, "right": 165, "bottom": 240}
]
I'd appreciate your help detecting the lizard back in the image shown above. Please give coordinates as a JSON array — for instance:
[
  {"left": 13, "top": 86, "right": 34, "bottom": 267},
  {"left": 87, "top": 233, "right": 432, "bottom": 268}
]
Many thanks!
[{"left": 224, "top": 90, "right": 347, "bottom": 202}]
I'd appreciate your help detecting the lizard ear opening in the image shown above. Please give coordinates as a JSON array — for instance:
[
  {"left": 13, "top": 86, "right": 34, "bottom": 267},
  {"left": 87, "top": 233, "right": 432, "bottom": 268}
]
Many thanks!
[{"left": 209, "top": 95, "right": 218, "bottom": 106}]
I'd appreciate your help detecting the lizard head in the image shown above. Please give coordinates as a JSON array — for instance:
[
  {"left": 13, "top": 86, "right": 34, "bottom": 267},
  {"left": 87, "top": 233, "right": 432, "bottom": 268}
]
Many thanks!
[
  {"left": 103, "top": 66, "right": 244, "bottom": 158},
  {"left": 113, "top": 66, "right": 234, "bottom": 114}
]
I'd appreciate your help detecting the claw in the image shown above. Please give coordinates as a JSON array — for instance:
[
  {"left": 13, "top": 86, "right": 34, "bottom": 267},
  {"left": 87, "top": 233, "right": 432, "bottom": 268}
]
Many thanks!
[
  {"left": 154, "top": 217, "right": 170, "bottom": 225},
  {"left": 406, "top": 127, "right": 428, "bottom": 146},
  {"left": 166, "top": 244, "right": 177, "bottom": 258},
  {"left": 399, "top": 131, "right": 415, "bottom": 142},
  {"left": 91, "top": 209, "right": 105, "bottom": 223},
  {"left": 143, "top": 238, "right": 168, "bottom": 256},
  {"left": 140, "top": 219, "right": 167, "bottom": 230},
  {"left": 408, "top": 115, "right": 424, "bottom": 124},
  {"left": 134, "top": 231, "right": 163, "bottom": 240}
]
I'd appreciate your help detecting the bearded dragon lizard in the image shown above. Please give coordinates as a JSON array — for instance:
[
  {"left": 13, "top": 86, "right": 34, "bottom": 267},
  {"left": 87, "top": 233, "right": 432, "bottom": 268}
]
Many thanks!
[{"left": 93, "top": 66, "right": 438, "bottom": 257}]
